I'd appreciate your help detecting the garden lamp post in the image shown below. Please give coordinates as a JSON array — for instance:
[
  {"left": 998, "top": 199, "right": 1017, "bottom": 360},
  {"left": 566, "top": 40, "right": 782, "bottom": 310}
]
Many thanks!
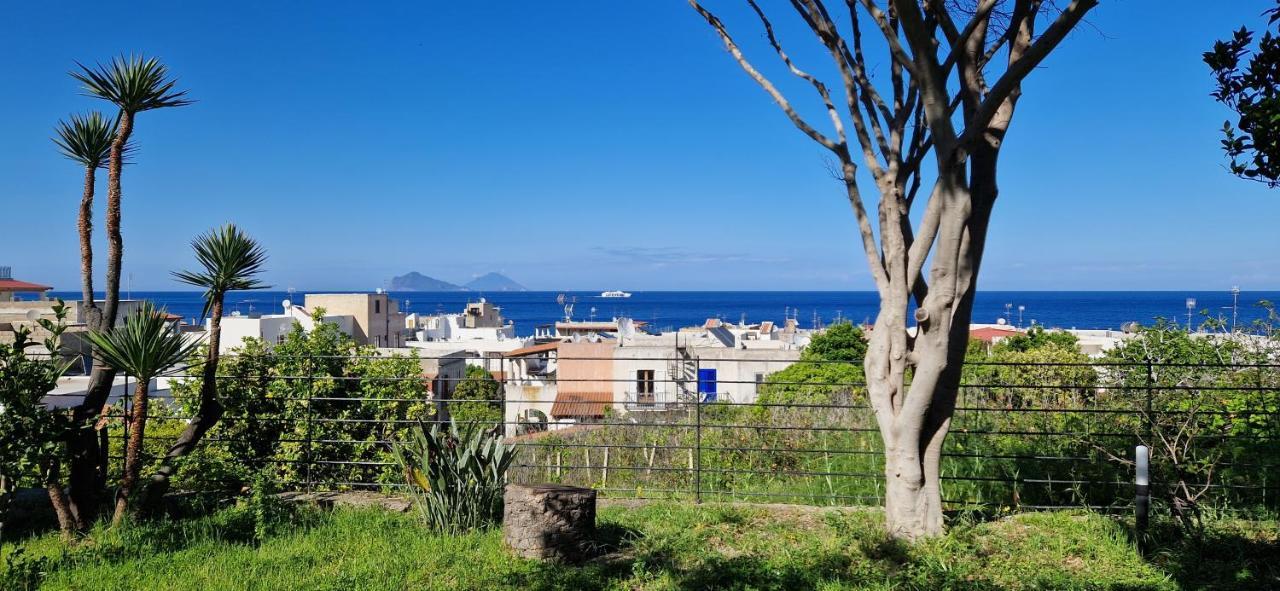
[{"left": 1185, "top": 297, "right": 1196, "bottom": 333}]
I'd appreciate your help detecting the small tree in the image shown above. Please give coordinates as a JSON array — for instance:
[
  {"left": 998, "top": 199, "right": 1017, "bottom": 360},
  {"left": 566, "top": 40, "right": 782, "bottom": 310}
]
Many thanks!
[
  {"left": 0, "top": 302, "right": 76, "bottom": 540},
  {"left": 144, "top": 224, "right": 267, "bottom": 509},
  {"left": 450, "top": 366, "right": 504, "bottom": 430},
  {"left": 1098, "top": 321, "right": 1275, "bottom": 533},
  {"left": 690, "top": 0, "right": 1098, "bottom": 538},
  {"left": 1205, "top": 1, "right": 1280, "bottom": 186},
  {"left": 86, "top": 303, "right": 199, "bottom": 525}
]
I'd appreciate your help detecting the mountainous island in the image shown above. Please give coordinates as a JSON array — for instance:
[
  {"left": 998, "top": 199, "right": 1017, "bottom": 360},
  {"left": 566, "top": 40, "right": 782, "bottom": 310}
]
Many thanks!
[
  {"left": 463, "top": 272, "right": 528, "bottom": 292},
  {"left": 389, "top": 271, "right": 527, "bottom": 292}
]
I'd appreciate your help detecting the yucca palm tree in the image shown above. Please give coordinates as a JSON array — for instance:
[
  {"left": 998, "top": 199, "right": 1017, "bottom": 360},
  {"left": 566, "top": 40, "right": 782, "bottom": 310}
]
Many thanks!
[
  {"left": 52, "top": 111, "right": 120, "bottom": 327},
  {"left": 144, "top": 225, "right": 268, "bottom": 508},
  {"left": 67, "top": 55, "right": 191, "bottom": 528},
  {"left": 71, "top": 55, "right": 191, "bottom": 330},
  {"left": 85, "top": 303, "right": 200, "bottom": 526}
]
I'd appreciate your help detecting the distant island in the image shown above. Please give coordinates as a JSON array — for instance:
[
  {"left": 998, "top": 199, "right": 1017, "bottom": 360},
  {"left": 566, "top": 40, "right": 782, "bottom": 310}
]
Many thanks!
[
  {"left": 464, "top": 272, "right": 527, "bottom": 292},
  {"left": 389, "top": 271, "right": 527, "bottom": 292}
]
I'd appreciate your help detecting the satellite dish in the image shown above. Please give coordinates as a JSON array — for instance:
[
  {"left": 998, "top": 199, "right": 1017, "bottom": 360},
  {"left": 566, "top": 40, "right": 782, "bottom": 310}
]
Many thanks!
[
  {"left": 25, "top": 310, "right": 40, "bottom": 322},
  {"left": 556, "top": 293, "right": 566, "bottom": 306},
  {"left": 282, "top": 298, "right": 292, "bottom": 309}
]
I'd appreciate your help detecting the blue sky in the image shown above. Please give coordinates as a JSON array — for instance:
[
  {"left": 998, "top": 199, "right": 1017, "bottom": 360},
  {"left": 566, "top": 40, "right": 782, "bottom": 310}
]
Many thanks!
[{"left": 1, "top": 1, "right": 1277, "bottom": 291}]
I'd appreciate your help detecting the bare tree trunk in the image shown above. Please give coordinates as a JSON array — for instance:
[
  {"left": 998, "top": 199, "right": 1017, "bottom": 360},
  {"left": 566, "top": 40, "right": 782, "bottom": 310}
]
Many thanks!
[
  {"left": 143, "top": 299, "right": 225, "bottom": 511},
  {"left": 113, "top": 379, "right": 149, "bottom": 527},
  {"left": 68, "top": 110, "right": 135, "bottom": 530},
  {"left": 870, "top": 169, "right": 995, "bottom": 540}
]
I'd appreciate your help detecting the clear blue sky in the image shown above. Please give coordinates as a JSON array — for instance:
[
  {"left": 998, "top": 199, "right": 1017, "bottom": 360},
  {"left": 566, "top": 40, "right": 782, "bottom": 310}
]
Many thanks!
[{"left": 2, "top": 1, "right": 1277, "bottom": 291}]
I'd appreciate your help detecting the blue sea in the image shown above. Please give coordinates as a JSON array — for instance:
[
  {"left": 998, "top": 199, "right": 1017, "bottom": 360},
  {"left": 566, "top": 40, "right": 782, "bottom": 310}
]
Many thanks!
[{"left": 46, "top": 290, "right": 1280, "bottom": 336}]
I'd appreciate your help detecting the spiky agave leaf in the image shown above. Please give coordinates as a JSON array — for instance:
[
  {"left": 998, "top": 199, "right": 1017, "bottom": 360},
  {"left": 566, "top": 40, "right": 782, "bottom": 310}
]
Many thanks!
[
  {"left": 171, "top": 224, "right": 269, "bottom": 320},
  {"left": 71, "top": 54, "right": 193, "bottom": 113},
  {"left": 85, "top": 302, "right": 201, "bottom": 381}
]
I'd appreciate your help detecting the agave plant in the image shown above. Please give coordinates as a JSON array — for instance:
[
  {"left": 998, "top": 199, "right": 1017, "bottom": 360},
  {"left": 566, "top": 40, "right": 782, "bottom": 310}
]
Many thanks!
[
  {"left": 392, "top": 421, "right": 517, "bottom": 533},
  {"left": 85, "top": 302, "right": 200, "bottom": 526}
]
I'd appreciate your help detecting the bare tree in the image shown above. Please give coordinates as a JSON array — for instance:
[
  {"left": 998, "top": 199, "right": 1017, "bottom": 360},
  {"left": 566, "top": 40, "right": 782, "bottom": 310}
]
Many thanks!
[{"left": 689, "top": 0, "right": 1097, "bottom": 539}]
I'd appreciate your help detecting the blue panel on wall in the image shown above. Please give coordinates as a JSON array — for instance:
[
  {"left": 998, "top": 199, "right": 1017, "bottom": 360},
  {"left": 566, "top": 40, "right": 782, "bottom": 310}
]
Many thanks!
[{"left": 698, "top": 368, "right": 717, "bottom": 401}]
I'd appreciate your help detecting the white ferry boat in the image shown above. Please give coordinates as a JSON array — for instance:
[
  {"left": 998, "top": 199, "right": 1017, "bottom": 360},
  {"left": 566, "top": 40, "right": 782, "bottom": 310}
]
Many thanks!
[{"left": 600, "top": 290, "right": 632, "bottom": 298}]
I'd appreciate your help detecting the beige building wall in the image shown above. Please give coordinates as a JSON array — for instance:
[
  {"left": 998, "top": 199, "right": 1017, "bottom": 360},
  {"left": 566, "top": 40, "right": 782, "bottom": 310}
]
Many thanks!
[
  {"left": 556, "top": 341, "right": 615, "bottom": 395},
  {"left": 305, "top": 293, "right": 406, "bottom": 347}
]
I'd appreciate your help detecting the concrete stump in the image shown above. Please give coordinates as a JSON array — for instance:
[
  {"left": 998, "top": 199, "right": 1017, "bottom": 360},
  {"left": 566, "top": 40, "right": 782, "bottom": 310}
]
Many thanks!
[{"left": 503, "top": 483, "right": 597, "bottom": 563}]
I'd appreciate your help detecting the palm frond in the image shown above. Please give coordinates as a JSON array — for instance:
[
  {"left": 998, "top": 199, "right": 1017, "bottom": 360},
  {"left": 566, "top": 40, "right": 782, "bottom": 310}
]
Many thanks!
[
  {"left": 85, "top": 302, "right": 201, "bottom": 381},
  {"left": 51, "top": 111, "right": 127, "bottom": 169},
  {"left": 71, "top": 54, "right": 193, "bottom": 113},
  {"left": 171, "top": 224, "right": 269, "bottom": 320}
]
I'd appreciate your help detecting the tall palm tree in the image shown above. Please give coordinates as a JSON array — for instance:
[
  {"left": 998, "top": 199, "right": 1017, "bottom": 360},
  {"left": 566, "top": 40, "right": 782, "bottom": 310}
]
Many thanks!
[
  {"left": 66, "top": 55, "right": 191, "bottom": 528},
  {"left": 85, "top": 303, "right": 200, "bottom": 526},
  {"left": 52, "top": 111, "right": 120, "bottom": 328},
  {"left": 144, "top": 225, "right": 268, "bottom": 508},
  {"left": 71, "top": 55, "right": 191, "bottom": 331}
]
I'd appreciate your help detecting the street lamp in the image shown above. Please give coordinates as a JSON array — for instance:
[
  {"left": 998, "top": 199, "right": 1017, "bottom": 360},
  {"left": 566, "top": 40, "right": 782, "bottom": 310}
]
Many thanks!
[
  {"left": 1004, "top": 302, "right": 1013, "bottom": 324},
  {"left": 1018, "top": 305, "right": 1026, "bottom": 328},
  {"left": 1185, "top": 297, "right": 1196, "bottom": 333},
  {"left": 1231, "top": 286, "right": 1240, "bottom": 332}
]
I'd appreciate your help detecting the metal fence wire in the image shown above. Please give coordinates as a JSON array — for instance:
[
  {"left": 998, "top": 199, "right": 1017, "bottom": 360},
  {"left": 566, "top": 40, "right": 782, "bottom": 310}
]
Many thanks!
[{"left": 77, "top": 352, "right": 1280, "bottom": 514}]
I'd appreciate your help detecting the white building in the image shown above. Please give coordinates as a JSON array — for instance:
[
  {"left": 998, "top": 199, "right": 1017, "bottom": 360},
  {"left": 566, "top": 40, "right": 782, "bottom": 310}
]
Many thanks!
[
  {"left": 500, "top": 318, "right": 807, "bottom": 436},
  {"left": 213, "top": 302, "right": 354, "bottom": 354},
  {"left": 406, "top": 299, "right": 531, "bottom": 372}
]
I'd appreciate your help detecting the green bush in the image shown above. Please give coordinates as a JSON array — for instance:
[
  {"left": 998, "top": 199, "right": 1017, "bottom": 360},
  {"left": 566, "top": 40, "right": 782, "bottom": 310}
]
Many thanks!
[{"left": 168, "top": 315, "right": 433, "bottom": 490}]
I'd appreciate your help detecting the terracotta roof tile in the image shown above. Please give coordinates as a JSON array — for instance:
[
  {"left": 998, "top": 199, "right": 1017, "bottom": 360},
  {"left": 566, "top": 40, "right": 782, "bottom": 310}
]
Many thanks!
[
  {"left": 0, "top": 279, "right": 52, "bottom": 292},
  {"left": 549, "top": 391, "right": 612, "bottom": 418}
]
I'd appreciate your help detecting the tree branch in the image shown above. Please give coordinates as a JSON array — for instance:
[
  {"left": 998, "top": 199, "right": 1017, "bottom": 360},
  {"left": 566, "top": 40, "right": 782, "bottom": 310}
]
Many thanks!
[
  {"left": 746, "top": 0, "right": 848, "bottom": 145},
  {"left": 956, "top": 0, "right": 1097, "bottom": 147},
  {"left": 690, "top": 0, "right": 842, "bottom": 152}
]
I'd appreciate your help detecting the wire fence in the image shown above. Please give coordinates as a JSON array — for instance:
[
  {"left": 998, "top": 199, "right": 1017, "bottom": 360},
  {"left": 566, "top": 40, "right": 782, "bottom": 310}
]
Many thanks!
[{"left": 53, "top": 351, "right": 1280, "bottom": 514}]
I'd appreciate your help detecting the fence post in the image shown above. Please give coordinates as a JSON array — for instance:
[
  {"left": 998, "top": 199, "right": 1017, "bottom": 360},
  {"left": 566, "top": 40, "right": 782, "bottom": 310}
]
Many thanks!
[
  {"left": 1143, "top": 359, "right": 1154, "bottom": 442},
  {"left": 304, "top": 357, "right": 315, "bottom": 493},
  {"left": 694, "top": 358, "right": 702, "bottom": 504},
  {"left": 1135, "top": 444, "right": 1150, "bottom": 552},
  {"left": 120, "top": 375, "right": 130, "bottom": 483}
]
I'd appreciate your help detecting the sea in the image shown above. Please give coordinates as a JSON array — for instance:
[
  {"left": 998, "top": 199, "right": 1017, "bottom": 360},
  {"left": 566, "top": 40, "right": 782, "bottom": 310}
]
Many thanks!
[{"left": 46, "top": 290, "right": 1280, "bottom": 337}]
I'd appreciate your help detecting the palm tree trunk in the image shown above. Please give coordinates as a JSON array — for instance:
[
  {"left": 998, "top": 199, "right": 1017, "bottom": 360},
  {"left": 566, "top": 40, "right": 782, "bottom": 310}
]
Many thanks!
[
  {"left": 113, "top": 379, "right": 148, "bottom": 527},
  {"left": 101, "top": 110, "right": 131, "bottom": 330},
  {"left": 78, "top": 165, "right": 98, "bottom": 324},
  {"left": 43, "top": 458, "right": 76, "bottom": 541},
  {"left": 68, "top": 110, "right": 135, "bottom": 530},
  {"left": 143, "top": 298, "right": 225, "bottom": 511}
]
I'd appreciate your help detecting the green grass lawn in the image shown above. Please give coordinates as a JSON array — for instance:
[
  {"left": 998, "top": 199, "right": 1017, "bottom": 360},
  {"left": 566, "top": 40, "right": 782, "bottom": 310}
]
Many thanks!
[{"left": 2, "top": 500, "right": 1276, "bottom": 590}]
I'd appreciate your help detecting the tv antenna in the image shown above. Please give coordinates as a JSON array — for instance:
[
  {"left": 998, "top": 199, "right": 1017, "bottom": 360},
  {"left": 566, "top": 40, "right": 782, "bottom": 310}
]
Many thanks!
[{"left": 557, "top": 293, "right": 576, "bottom": 322}]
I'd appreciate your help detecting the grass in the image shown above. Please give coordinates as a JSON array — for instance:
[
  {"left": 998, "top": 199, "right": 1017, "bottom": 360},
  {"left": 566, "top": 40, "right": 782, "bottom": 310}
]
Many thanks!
[{"left": 2, "top": 500, "right": 1276, "bottom": 590}]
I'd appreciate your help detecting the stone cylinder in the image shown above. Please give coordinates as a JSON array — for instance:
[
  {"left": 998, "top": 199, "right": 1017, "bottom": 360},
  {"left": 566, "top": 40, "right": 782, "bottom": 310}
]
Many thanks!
[{"left": 503, "top": 483, "right": 597, "bottom": 563}]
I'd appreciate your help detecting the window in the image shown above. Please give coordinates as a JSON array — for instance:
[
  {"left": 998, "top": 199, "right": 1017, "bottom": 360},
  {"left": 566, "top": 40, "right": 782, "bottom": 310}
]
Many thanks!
[
  {"left": 375, "top": 299, "right": 381, "bottom": 314},
  {"left": 636, "top": 369, "right": 655, "bottom": 404}
]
